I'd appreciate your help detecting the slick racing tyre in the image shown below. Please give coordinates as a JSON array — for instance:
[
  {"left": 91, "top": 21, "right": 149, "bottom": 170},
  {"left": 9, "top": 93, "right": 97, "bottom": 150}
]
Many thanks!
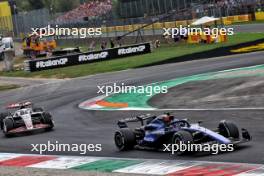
[
  {"left": 172, "top": 130, "right": 194, "bottom": 155},
  {"left": 3, "top": 119, "right": 14, "bottom": 137},
  {"left": 0, "top": 112, "right": 9, "bottom": 130},
  {"left": 114, "top": 128, "right": 136, "bottom": 151},
  {"left": 33, "top": 107, "right": 44, "bottom": 112},
  {"left": 218, "top": 120, "right": 239, "bottom": 139},
  {"left": 42, "top": 112, "right": 54, "bottom": 130}
]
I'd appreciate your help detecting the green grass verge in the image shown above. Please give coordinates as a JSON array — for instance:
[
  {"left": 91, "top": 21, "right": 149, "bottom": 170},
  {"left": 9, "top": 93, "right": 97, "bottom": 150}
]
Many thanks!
[
  {"left": 0, "top": 32, "right": 264, "bottom": 79},
  {"left": 0, "top": 85, "right": 20, "bottom": 91}
]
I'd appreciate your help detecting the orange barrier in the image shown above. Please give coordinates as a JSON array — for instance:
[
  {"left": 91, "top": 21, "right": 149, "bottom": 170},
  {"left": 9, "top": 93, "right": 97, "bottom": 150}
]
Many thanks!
[
  {"left": 226, "top": 14, "right": 251, "bottom": 23},
  {"left": 238, "top": 14, "right": 251, "bottom": 22},
  {"left": 107, "top": 26, "right": 115, "bottom": 33},
  {"left": 124, "top": 25, "right": 133, "bottom": 31},
  {"left": 188, "top": 32, "right": 227, "bottom": 44},
  {"left": 115, "top": 26, "right": 124, "bottom": 32}
]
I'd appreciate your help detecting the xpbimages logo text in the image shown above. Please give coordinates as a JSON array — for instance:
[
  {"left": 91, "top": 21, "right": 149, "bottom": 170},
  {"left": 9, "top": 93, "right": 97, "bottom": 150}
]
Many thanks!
[
  {"left": 97, "top": 83, "right": 168, "bottom": 96},
  {"left": 163, "top": 25, "right": 234, "bottom": 39},
  {"left": 31, "top": 25, "right": 102, "bottom": 38},
  {"left": 31, "top": 141, "right": 102, "bottom": 155},
  {"left": 163, "top": 142, "right": 234, "bottom": 155}
]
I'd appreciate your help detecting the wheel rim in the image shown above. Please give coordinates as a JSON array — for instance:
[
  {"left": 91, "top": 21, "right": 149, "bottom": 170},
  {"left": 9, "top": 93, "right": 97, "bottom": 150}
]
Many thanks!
[
  {"left": 115, "top": 132, "right": 124, "bottom": 148},
  {"left": 174, "top": 136, "right": 184, "bottom": 155}
]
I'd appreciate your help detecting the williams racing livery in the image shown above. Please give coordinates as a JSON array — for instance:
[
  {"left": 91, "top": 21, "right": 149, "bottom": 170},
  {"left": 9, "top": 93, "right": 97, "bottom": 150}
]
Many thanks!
[{"left": 114, "top": 113, "right": 251, "bottom": 155}]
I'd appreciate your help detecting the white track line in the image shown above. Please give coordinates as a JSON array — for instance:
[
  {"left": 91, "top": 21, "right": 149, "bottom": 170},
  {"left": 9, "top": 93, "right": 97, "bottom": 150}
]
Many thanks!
[{"left": 147, "top": 107, "right": 264, "bottom": 111}]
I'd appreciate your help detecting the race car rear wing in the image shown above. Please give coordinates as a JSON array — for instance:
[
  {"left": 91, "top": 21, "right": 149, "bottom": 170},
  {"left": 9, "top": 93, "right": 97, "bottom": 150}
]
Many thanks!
[
  {"left": 117, "top": 114, "right": 156, "bottom": 128},
  {"left": 6, "top": 101, "right": 32, "bottom": 109}
]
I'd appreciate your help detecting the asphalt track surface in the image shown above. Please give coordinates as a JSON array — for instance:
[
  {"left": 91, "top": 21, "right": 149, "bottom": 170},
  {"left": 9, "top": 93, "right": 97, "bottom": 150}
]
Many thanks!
[{"left": 0, "top": 51, "right": 264, "bottom": 164}]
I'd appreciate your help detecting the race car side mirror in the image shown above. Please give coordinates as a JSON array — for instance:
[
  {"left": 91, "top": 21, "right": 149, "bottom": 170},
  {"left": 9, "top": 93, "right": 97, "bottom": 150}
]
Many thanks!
[{"left": 117, "top": 120, "right": 128, "bottom": 128}]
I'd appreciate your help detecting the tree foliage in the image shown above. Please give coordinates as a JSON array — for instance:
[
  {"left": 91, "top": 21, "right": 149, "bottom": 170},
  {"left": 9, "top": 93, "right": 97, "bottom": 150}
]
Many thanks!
[{"left": 14, "top": 0, "right": 81, "bottom": 13}]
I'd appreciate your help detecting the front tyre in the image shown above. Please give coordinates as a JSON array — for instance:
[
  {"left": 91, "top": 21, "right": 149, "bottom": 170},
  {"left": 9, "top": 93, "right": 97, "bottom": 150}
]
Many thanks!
[
  {"left": 114, "top": 128, "right": 136, "bottom": 151},
  {"left": 0, "top": 112, "right": 9, "bottom": 130},
  {"left": 172, "top": 130, "right": 194, "bottom": 155},
  {"left": 218, "top": 120, "right": 239, "bottom": 139},
  {"left": 42, "top": 112, "right": 54, "bottom": 131},
  {"left": 3, "top": 119, "right": 14, "bottom": 137}
]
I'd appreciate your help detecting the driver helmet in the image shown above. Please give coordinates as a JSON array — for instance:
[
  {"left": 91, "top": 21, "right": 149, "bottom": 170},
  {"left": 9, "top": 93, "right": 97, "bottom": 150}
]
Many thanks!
[{"left": 162, "top": 113, "right": 174, "bottom": 123}]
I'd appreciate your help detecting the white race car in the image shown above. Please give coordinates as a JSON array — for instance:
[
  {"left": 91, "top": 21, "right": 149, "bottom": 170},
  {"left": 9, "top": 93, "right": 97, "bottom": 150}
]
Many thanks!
[{"left": 0, "top": 102, "right": 54, "bottom": 137}]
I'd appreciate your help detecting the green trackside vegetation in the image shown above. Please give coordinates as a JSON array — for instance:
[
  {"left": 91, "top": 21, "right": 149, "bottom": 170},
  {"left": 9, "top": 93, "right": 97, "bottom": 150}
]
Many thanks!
[
  {"left": 0, "top": 32, "right": 264, "bottom": 79},
  {"left": 0, "top": 85, "right": 20, "bottom": 91}
]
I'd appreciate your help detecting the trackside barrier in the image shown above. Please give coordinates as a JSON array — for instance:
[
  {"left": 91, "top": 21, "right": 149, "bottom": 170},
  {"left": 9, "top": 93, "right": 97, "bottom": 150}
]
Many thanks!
[
  {"left": 24, "top": 42, "right": 152, "bottom": 72},
  {"left": 255, "top": 12, "right": 264, "bottom": 20},
  {"left": 103, "top": 14, "right": 253, "bottom": 33},
  {"left": 223, "top": 14, "right": 251, "bottom": 24},
  {"left": 222, "top": 18, "right": 232, "bottom": 25},
  {"left": 164, "top": 22, "right": 176, "bottom": 28}
]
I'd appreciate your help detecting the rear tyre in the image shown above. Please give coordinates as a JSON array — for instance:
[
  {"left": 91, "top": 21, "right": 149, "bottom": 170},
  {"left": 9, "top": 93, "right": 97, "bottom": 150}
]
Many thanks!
[
  {"left": 172, "top": 130, "right": 194, "bottom": 155},
  {"left": 114, "top": 128, "right": 136, "bottom": 151},
  {"left": 42, "top": 112, "right": 54, "bottom": 130},
  {"left": 3, "top": 119, "right": 14, "bottom": 137},
  {"left": 33, "top": 107, "right": 44, "bottom": 112},
  {"left": 218, "top": 120, "right": 239, "bottom": 139}
]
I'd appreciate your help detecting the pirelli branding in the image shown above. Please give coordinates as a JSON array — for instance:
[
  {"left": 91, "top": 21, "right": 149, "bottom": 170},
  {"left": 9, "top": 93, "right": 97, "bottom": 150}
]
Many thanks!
[{"left": 24, "top": 43, "right": 151, "bottom": 72}]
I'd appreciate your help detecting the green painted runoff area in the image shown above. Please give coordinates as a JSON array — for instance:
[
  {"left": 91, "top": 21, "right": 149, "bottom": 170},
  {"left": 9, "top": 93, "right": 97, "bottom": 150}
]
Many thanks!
[{"left": 104, "top": 64, "right": 264, "bottom": 109}]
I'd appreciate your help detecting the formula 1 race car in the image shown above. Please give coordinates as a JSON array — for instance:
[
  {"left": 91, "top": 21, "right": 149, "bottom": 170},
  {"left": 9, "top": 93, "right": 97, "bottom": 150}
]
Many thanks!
[
  {"left": 0, "top": 102, "right": 54, "bottom": 137},
  {"left": 114, "top": 113, "right": 251, "bottom": 155}
]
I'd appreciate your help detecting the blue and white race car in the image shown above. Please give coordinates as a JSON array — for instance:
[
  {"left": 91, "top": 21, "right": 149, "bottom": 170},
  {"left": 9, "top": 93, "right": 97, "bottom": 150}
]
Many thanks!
[{"left": 114, "top": 113, "right": 251, "bottom": 155}]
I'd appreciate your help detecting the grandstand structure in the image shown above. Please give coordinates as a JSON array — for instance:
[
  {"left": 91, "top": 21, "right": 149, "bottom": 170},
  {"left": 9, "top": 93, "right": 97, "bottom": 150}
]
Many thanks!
[
  {"left": 117, "top": 0, "right": 261, "bottom": 18},
  {"left": 118, "top": 0, "right": 198, "bottom": 18},
  {"left": 55, "top": 0, "right": 112, "bottom": 23},
  {"left": 52, "top": 0, "right": 263, "bottom": 26},
  {"left": 2, "top": 0, "right": 263, "bottom": 38}
]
